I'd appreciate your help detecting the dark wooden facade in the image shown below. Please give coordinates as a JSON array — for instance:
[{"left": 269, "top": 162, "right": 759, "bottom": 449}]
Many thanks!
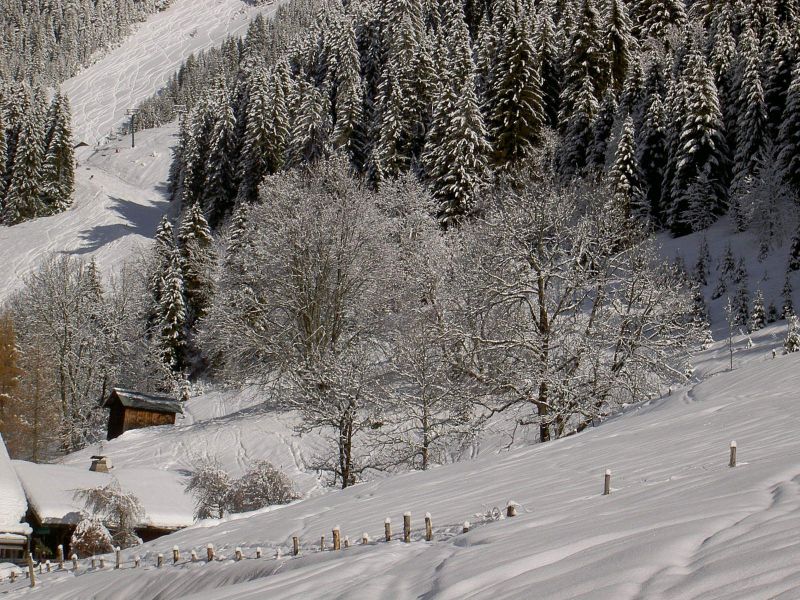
[{"left": 104, "top": 388, "right": 183, "bottom": 440}]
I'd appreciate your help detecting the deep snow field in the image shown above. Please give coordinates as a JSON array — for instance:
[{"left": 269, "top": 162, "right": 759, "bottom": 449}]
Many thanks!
[{"left": 1, "top": 323, "right": 799, "bottom": 599}]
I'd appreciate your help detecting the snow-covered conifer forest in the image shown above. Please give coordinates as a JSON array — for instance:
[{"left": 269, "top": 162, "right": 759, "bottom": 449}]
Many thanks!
[{"left": 2, "top": 0, "right": 800, "bottom": 598}]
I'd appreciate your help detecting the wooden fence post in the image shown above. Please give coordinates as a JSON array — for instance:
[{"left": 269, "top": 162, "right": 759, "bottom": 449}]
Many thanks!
[
  {"left": 115, "top": 547, "right": 121, "bottom": 569},
  {"left": 157, "top": 554, "right": 164, "bottom": 568},
  {"left": 462, "top": 521, "right": 470, "bottom": 533},
  {"left": 173, "top": 546, "right": 180, "bottom": 564},
  {"left": 190, "top": 550, "right": 198, "bottom": 562},
  {"left": 384, "top": 517, "right": 392, "bottom": 542},
  {"left": 134, "top": 556, "right": 141, "bottom": 568},
  {"left": 425, "top": 513, "right": 433, "bottom": 541},
  {"left": 344, "top": 536, "right": 350, "bottom": 548},
  {"left": 235, "top": 547, "right": 243, "bottom": 561},
  {"left": 275, "top": 548, "right": 282, "bottom": 560},
  {"left": 91, "top": 557, "right": 96, "bottom": 569},
  {"left": 729, "top": 441, "right": 737, "bottom": 467},
  {"left": 293, "top": 536, "right": 300, "bottom": 556},
  {"left": 319, "top": 536, "right": 325, "bottom": 551},
  {"left": 10, "top": 571, "right": 16, "bottom": 582},
  {"left": 506, "top": 502, "right": 518, "bottom": 517},
  {"left": 361, "top": 533, "right": 369, "bottom": 545},
  {"left": 206, "top": 543, "right": 214, "bottom": 562},
  {"left": 71, "top": 554, "right": 78, "bottom": 571},
  {"left": 604, "top": 469, "right": 612, "bottom": 495},
  {"left": 332, "top": 527, "right": 341, "bottom": 550},
  {"left": 99, "top": 557, "right": 105, "bottom": 569},
  {"left": 403, "top": 512, "right": 411, "bottom": 543},
  {"left": 57, "top": 545, "right": 64, "bottom": 569},
  {"left": 45, "top": 560, "right": 51, "bottom": 573},
  {"left": 256, "top": 547, "right": 262, "bottom": 559},
  {"left": 27, "top": 553, "right": 35, "bottom": 588}
]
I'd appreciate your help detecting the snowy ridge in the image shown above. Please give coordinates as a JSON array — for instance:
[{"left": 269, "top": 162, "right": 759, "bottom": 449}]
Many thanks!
[{"left": 5, "top": 326, "right": 800, "bottom": 599}]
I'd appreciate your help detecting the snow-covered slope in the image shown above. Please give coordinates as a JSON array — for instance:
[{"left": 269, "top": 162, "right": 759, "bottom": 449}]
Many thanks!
[
  {"left": 64, "top": 0, "right": 285, "bottom": 146},
  {"left": 0, "top": 125, "right": 176, "bottom": 302},
  {"left": 0, "top": 0, "right": 287, "bottom": 303},
  {"left": 5, "top": 326, "right": 800, "bottom": 599}
]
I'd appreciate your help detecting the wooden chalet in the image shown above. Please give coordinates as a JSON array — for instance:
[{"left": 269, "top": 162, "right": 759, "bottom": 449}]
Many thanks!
[{"left": 104, "top": 388, "right": 183, "bottom": 440}]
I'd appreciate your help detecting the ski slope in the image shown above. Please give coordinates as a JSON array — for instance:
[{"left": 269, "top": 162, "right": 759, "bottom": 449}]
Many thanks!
[
  {"left": 64, "top": 0, "right": 285, "bottom": 146},
  {"left": 0, "top": 126, "right": 177, "bottom": 302},
  {"left": 5, "top": 325, "right": 800, "bottom": 599}
]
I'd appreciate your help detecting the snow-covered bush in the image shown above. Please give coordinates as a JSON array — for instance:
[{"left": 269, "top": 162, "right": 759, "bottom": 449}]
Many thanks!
[
  {"left": 74, "top": 480, "right": 144, "bottom": 549},
  {"left": 70, "top": 517, "right": 114, "bottom": 558},
  {"left": 227, "top": 460, "right": 298, "bottom": 513},
  {"left": 185, "top": 460, "right": 232, "bottom": 519}
]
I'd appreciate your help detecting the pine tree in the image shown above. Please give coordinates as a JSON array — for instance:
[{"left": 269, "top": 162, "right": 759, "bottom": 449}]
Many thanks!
[
  {"left": 2, "top": 110, "right": 44, "bottom": 224},
  {"left": 237, "top": 69, "right": 276, "bottom": 205},
  {"left": 178, "top": 202, "right": 216, "bottom": 331},
  {"left": 605, "top": 0, "right": 637, "bottom": 95},
  {"left": 764, "top": 30, "right": 794, "bottom": 139},
  {"left": 713, "top": 244, "right": 737, "bottom": 299},
  {"left": 609, "top": 114, "right": 641, "bottom": 219},
  {"left": 534, "top": 8, "right": 562, "bottom": 128},
  {"left": 159, "top": 249, "right": 186, "bottom": 373},
  {"left": 202, "top": 80, "right": 238, "bottom": 228},
  {"left": 732, "top": 278, "right": 750, "bottom": 327},
  {"left": 694, "top": 236, "right": 711, "bottom": 285},
  {"left": 371, "top": 64, "right": 408, "bottom": 183},
  {"left": 784, "top": 314, "right": 800, "bottom": 352},
  {"left": 0, "top": 109, "right": 7, "bottom": 212},
  {"left": 558, "top": 72, "right": 599, "bottom": 177},
  {"left": 733, "top": 27, "right": 768, "bottom": 187},
  {"left": 40, "top": 92, "right": 75, "bottom": 214},
  {"left": 778, "top": 62, "right": 800, "bottom": 193},
  {"left": 667, "top": 52, "right": 729, "bottom": 236},
  {"left": 424, "top": 12, "right": 491, "bottom": 222},
  {"left": 636, "top": 92, "right": 667, "bottom": 226},
  {"left": 560, "top": 0, "right": 609, "bottom": 126},
  {"left": 488, "top": 11, "right": 544, "bottom": 165},
  {"left": 330, "top": 15, "right": 366, "bottom": 168},
  {"left": 790, "top": 233, "right": 800, "bottom": 271},
  {"left": 783, "top": 272, "right": 795, "bottom": 317},
  {"left": 635, "top": 0, "right": 687, "bottom": 39},
  {"left": 588, "top": 91, "right": 618, "bottom": 172},
  {"left": 749, "top": 289, "right": 766, "bottom": 331}
]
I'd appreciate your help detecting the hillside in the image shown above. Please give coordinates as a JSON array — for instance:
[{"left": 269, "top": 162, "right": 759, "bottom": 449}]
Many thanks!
[{"left": 3, "top": 325, "right": 799, "bottom": 599}]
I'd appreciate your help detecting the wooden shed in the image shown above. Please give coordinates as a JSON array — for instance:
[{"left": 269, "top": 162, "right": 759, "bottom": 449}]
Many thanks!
[{"left": 104, "top": 388, "right": 183, "bottom": 440}]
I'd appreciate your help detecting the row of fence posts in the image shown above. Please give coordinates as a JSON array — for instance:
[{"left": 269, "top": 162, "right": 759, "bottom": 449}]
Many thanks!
[{"left": 5, "top": 441, "right": 741, "bottom": 588}]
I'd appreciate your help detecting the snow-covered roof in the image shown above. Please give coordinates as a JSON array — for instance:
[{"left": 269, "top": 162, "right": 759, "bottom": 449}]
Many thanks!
[
  {"left": 105, "top": 388, "right": 183, "bottom": 415},
  {"left": 12, "top": 461, "right": 194, "bottom": 530},
  {"left": 0, "top": 434, "right": 31, "bottom": 536}
]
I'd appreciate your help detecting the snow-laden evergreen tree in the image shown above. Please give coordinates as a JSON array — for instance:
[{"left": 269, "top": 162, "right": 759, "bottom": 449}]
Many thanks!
[
  {"left": 40, "top": 92, "right": 75, "bottom": 213},
  {"left": 732, "top": 277, "right": 750, "bottom": 327},
  {"left": 588, "top": 91, "right": 618, "bottom": 172},
  {"left": 2, "top": 110, "right": 44, "bottom": 224},
  {"left": 636, "top": 91, "right": 667, "bottom": 225},
  {"left": 534, "top": 8, "right": 562, "bottom": 128},
  {"left": 371, "top": 64, "right": 408, "bottom": 183},
  {"left": 0, "top": 109, "right": 7, "bottom": 208},
  {"left": 784, "top": 314, "right": 800, "bottom": 352},
  {"left": 177, "top": 202, "right": 216, "bottom": 336},
  {"left": 605, "top": 0, "right": 637, "bottom": 95},
  {"left": 713, "top": 244, "right": 737, "bottom": 299},
  {"left": 749, "top": 289, "right": 767, "bottom": 331},
  {"left": 694, "top": 236, "right": 711, "bottom": 285},
  {"left": 634, "top": 0, "right": 687, "bottom": 39},
  {"left": 202, "top": 80, "right": 238, "bottom": 228},
  {"left": 609, "top": 114, "right": 641, "bottom": 218},
  {"left": 237, "top": 66, "right": 288, "bottom": 205},
  {"left": 732, "top": 27, "right": 768, "bottom": 188},
  {"left": 789, "top": 232, "right": 800, "bottom": 271},
  {"left": 558, "top": 72, "right": 600, "bottom": 177},
  {"left": 488, "top": 9, "right": 544, "bottom": 166},
  {"left": 667, "top": 51, "right": 729, "bottom": 235},
  {"left": 560, "top": 0, "right": 609, "bottom": 127},
  {"left": 783, "top": 272, "right": 795, "bottom": 316},
  {"left": 159, "top": 249, "right": 187, "bottom": 373},
  {"left": 148, "top": 217, "right": 176, "bottom": 331},
  {"left": 287, "top": 75, "right": 331, "bottom": 169},
  {"left": 330, "top": 14, "right": 366, "bottom": 168},
  {"left": 764, "top": 29, "right": 795, "bottom": 139},
  {"left": 778, "top": 62, "right": 800, "bottom": 194},
  {"left": 424, "top": 8, "right": 491, "bottom": 223}
]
